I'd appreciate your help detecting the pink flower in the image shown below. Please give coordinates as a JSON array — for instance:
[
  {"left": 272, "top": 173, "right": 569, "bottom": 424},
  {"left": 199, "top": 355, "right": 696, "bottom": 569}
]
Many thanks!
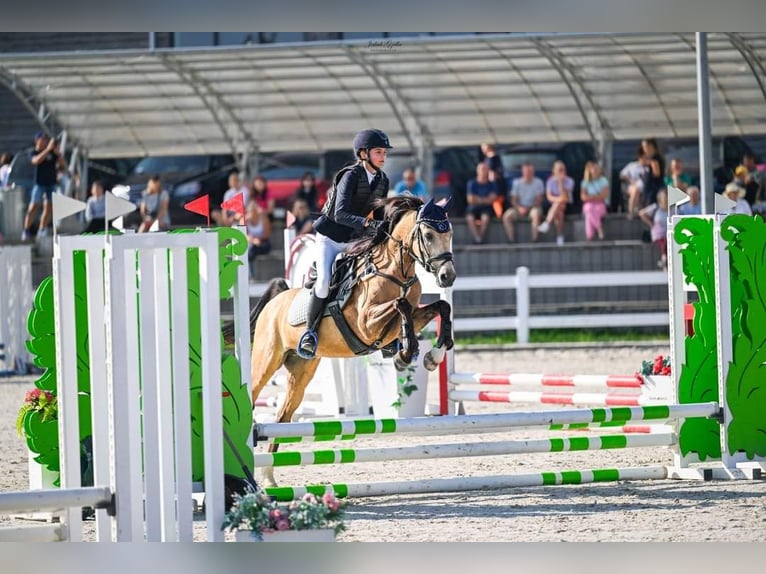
[
  {"left": 302, "top": 493, "right": 317, "bottom": 503},
  {"left": 275, "top": 519, "right": 290, "bottom": 531},
  {"left": 269, "top": 509, "right": 283, "bottom": 521},
  {"left": 322, "top": 493, "right": 335, "bottom": 505},
  {"left": 25, "top": 388, "right": 41, "bottom": 403},
  {"left": 43, "top": 391, "right": 54, "bottom": 402}
]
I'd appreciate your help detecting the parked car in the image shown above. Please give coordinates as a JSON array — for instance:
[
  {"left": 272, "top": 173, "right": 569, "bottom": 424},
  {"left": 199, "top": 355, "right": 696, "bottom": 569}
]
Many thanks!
[
  {"left": 500, "top": 142, "right": 596, "bottom": 213},
  {"left": 117, "top": 154, "right": 237, "bottom": 228},
  {"left": 384, "top": 147, "right": 478, "bottom": 216}
]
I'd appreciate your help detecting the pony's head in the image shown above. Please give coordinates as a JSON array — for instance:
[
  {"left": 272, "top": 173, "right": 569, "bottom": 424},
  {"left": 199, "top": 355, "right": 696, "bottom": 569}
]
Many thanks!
[{"left": 384, "top": 196, "right": 456, "bottom": 288}]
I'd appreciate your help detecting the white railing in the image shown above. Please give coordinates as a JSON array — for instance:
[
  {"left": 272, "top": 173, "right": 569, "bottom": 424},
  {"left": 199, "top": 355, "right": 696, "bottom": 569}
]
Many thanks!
[
  {"left": 250, "top": 266, "right": 669, "bottom": 344},
  {"left": 0, "top": 245, "right": 32, "bottom": 373}
]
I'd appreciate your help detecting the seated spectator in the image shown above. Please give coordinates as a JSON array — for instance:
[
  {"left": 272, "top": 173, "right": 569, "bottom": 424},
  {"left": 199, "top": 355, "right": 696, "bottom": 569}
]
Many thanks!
[
  {"left": 393, "top": 168, "right": 429, "bottom": 200},
  {"left": 296, "top": 171, "right": 319, "bottom": 211},
  {"left": 641, "top": 137, "right": 666, "bottom": 206},
  {"left": 580, "top": 161, "right": 609, "bottom": 241},
  {"left": 251, "top": 175, "right": 275, "bottom": 221},
  {"left": 622, "top": 145, "right": 648, "bottom": 220},
  {"left": 676, "top": 186, "right": 702, "bottom": 216},
  {"left": 138, "top": 175, "right": 170, "bottom": 233},
  {"left": 739, "top": 153, "right": 764, "bottom": 207},
  {"left": 213, "top": 171, "right": 249, "bottom": 226},
  {"left": 245, "top": 201, "right": 272, "bottom": 279},
  {"left": 501, "top": 162, "right": 544, "bottom": 243},
  {"left": 290, "top": 197, "right": 314, "bottom": 236},
  {"left": 0, "top": 153, "right": 11, "bottom": 188},
  {"left": 465, "top": 162, "right": 497, "bottom": 244},
  {"left": 538, "top": 160, "right": 573, "bottom": 246},
  {"left": 721, "top": 182, "right": 752, "bottom": 215},
  {"left": 664, "top": 158, "right": 692, "bottom": 193},
  {"left": 481, "top": 143, "right": 507, "bottom": 217},
  {"left": 639, "top": 188, "right": 669, "bottom": 271},
  {"left": 83, "top": 180, "right": 106, "bottom": 233}
]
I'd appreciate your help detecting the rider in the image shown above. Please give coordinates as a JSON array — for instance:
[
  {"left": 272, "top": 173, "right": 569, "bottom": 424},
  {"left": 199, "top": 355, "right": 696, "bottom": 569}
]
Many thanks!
[{"left": 296, "top": 129, "right": 392, "bottom": 359}]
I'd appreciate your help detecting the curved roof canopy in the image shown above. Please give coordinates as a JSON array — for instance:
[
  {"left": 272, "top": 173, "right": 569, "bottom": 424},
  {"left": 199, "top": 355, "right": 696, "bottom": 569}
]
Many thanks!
[{"left": 1, "top": 32, "right": 766, "bottom": 159}]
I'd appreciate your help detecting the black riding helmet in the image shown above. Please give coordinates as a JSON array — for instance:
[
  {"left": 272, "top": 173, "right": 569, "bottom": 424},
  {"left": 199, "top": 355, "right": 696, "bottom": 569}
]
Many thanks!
[{"left": 353, "top": 129, "right": 392, "bottom": 169}]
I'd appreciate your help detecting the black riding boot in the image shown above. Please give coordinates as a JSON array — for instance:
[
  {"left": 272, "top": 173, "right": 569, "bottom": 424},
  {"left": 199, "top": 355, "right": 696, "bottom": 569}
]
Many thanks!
[{"left": 297, "top": 291, "right": 327, "bottom": 359}]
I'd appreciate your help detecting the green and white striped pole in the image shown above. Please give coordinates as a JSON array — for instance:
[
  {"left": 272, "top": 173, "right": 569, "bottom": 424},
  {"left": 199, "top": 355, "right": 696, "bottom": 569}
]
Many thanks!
[
  {"left": 256, "top": 433, "right": 675, "bottom": 468},
  {"left": 254, "top": 403, "right": 718, "bottom": 441},
  {"left": 264, "top": 465, "right": 669, "bottom": 500}
]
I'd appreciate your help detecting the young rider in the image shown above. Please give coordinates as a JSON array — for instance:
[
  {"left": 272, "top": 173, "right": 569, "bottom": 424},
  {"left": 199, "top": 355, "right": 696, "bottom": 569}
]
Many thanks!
[{"left": 296, "top": 129, "right": 392, "bottom": 359}]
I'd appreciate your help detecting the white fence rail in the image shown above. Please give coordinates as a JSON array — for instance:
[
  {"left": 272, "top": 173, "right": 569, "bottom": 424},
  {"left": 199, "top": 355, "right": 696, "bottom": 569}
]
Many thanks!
[
  {"left": 250, "top": 266, "right": 670, "bottom": 343},
  {"left": 0, "top": 245, "right": 32, "bottom": 373}
]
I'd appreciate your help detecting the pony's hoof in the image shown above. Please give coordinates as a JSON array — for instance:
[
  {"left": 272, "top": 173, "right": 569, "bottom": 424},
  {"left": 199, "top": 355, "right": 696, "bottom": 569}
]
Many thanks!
[
  {"left": 423, "top": 352, "right": 438, "bottom": 371},
  {"left": 393, "top": 355, "right": 410, "bottom": 371},
  {"left": 258, "top": 467, "right": 278, "bottom": 489}
]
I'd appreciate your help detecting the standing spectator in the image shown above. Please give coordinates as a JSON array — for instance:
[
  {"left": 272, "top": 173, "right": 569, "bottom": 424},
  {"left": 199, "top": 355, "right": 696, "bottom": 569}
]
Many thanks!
[
  {"left": 289, "top": 197, "right": 314, "bottom": 236},
  {"left": 251, "top": 175, "right": 275, "bottom": 221},
  {"left": 501, "top": 162, "right": 544, "bottom": 243},
  {"left": 393, "top": 167, "right": 429, "bottom": 200},
  {"left": 481, "top": 143, "right": 507, "bottom": 218},
  {"left": 83, "top": 180, "right": 106, "bottom": 233},
  {"left": 664, "top": 158, "right": 692, "bottom": 193},
  {"left": 245, "top": 200, "right": 272, "bottom": 280},
  {"left": 639, "top": 188, "right": 669, "bottom": 271},
  {"left": 538, "top": 160, "right": 573, "bottom": 246},
  {"left": 580, "top": 161, "right": 609, "bottom": 241},
  {"left": 721, "top": 182, "right": 752, "bottom": 215},
  {"left": 740, "top": 152, "right": 764, "bottom": 209},
  {"left": 641, "top": 138, "right": 666, "bottom": 206},
  {"left": 677, "top": 186, "right": 702, "bottom": 216},
  {"left": 465, "top": 162, "right": 497, "bottom": 244},
  {"left": 296, "top": 171, "right": 319, "bottom": 211},
  {"left": 138, "top": 175, "right": 171, "bottom": 233},
  {"left": 213, "top": 171, "right": 249, "bottom": 226},
  {"left": 0, "top": 153, "right": 11, "bottom": 188},
  {"left": 22, "top": 132, "right": 66, "bottom": 241},
  {"left": 621, "top": 145, "right": 647, "bottom": 220}
]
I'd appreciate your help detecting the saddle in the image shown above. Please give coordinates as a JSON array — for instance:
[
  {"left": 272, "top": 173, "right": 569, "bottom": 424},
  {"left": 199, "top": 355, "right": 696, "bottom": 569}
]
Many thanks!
[{"left": 287, "top": 253, "right": 400, "bottom": 357}]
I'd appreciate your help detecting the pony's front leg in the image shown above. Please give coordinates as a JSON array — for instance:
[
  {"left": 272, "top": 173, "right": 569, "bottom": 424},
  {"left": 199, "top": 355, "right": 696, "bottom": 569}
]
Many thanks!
[
  {"left": 393, "top": 298, "right": 418, "bottom": 371},
  {"left": 412, "top": 300, "right": 453, "bottom": 371}
]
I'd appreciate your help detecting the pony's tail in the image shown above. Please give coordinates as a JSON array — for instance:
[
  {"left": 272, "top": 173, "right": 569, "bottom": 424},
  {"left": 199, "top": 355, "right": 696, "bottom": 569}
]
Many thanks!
[{"left": 222, "top": 277, "right": 290, "bottom": 346}]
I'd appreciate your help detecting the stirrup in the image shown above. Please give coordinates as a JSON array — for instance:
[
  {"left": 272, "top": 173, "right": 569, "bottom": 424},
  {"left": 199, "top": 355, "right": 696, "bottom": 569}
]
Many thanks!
[{"left": 296, "top": 329, "right": 318, "bottom": 359}]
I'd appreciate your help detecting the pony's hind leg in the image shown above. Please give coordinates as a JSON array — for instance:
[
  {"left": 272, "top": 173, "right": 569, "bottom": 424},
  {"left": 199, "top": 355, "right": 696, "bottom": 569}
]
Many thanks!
[
  {"left": 259, "top": 353, "right": 321, "bottom": 488},
  {"left": 393, "top": 297, "right": 418, "bottom": 371}
]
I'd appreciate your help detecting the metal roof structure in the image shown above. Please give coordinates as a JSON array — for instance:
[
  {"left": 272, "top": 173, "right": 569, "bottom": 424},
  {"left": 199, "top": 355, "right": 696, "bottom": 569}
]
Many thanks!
[{"left": 1, "top": 32, "right": 766, "bottom": 159}]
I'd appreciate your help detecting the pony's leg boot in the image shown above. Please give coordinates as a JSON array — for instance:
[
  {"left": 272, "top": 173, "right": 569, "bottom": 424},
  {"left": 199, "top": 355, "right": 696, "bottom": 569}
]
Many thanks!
[
  {"left": 297, "top": 292, "right": 327, "bottom": 359},
  {"left": 258, "top": 465, "right": 278, "bottom": 488}
]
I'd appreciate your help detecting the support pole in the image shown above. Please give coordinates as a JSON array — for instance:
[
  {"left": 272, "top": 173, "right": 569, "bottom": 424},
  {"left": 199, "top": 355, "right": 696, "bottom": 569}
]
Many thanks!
[{"left": 697, "top": 32, "right": 715, "bottom": 215}]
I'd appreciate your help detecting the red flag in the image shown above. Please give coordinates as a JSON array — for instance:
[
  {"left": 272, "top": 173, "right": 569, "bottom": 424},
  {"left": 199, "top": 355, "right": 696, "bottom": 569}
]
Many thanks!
[
  {"left": 184, "top": 195, "right": 210, "bottom": 226},
  {"left": 221, "top": 192, "right": 245, "bottom": 217}
]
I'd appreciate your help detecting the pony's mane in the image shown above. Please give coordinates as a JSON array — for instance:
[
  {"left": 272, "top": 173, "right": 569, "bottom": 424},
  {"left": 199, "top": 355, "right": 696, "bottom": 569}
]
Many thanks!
[{"left": 346, "top": 195, "right": 424, "bottom": 256}]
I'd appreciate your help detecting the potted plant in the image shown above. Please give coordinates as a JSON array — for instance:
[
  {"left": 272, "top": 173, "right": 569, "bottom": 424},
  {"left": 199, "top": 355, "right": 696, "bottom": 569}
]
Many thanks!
[
  {"left": 637, "top": 354, "right": 674, "bottom": 403},
  {"left": 222, "top": 491, "right": 347, "bottom": 542},
  {"left": 16, "top": 388, "right": 59, "bottom": 490}
]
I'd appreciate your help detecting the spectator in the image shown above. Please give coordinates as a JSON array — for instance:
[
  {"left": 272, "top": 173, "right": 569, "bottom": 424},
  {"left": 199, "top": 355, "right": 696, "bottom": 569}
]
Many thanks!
[
  {"left": 622, "top": 145, "right": 647, "bottom": 220},
  {"left": 289, "top": 197, "right": 314, "bottom": 236},
  {"left": 501, "top": 162, "right": 544, "bottom": 243},
  {"left": 641, "top": 138, "right": 666, "bottom": 206},
  {"left": 664, "top": 158, "right": 692, "bottom": 193},
  {"left": 296, "top": 171, "right": 319, "bottom": 211},
  {"left": 465, "top": 162, "right": 497, "bottom": 244},
  {"left": 538, "top": 160, "right": 573, "bottom": 246},
  {"left": 245, "top": 200, "right": 272, "bottom": 279},
  {"left": 721, "top": 182, "right": 752, "bottom": 216},
  {"left": 739, "top": 152, "right": 764, "bottom": 209},
  {"left": 580, "top": 161, "right": 609, "bottom": 241},
  {"left": 639, "top": 188, "right": 669, "bottom": 272},
  {"left": 677, "top": 186, "right": 701, "bottom": 216},
  {"left": 22, "top": 132, "right": 66, "bottom": 241},
  {"left": 83, "top": 180, "right": 106, "bottom": 233},
  {"left": 213, "top": 171, "right": 249, "bottom": 226},
  {"left": 251, "top": 175, "right": 275, "bottom": 221},
  {"left": 138, "top": 175, "right": 170, "bottom": 233},
  {"left": 481, "top": 143, "right": 507, "bottom": 218},
  {"left": 393, "top": 167, "right": 428, "bottom": 200},
  {"left": 0, "top": 153, "right": 11, "bottom": 188}
]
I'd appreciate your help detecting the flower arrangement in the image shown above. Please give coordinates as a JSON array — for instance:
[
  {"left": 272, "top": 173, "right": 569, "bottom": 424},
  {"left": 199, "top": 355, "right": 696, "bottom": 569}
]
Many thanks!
[
  {"left": 16, "top": 388, "right": 57, "bottom": 437},
  {"left": 222, "top": 491, "right": 347, "bottom": 541},
  {"left": 638, "top": 354, "right": 672, "bottom": 378}
]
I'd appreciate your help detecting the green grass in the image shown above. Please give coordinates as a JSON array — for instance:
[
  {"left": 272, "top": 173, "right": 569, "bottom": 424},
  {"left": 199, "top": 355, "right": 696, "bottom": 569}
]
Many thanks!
[{"left": 452, "top": 328, "right": 670, "bottom": 346}]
